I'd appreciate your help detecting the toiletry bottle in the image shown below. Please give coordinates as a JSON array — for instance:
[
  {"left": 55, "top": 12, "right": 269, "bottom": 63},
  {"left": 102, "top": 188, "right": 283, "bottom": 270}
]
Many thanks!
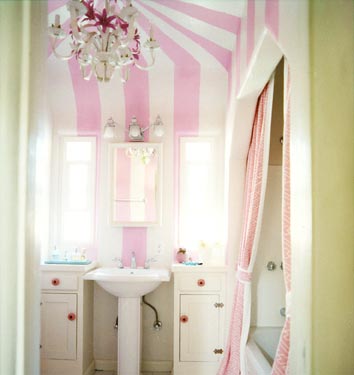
[
  {"left": 80, "top": 248, "right": 87, "bottom": 261},
  {"left": 73, "top": 248, "right": 79, "bottom": 260},
  {"left": 52, "top": 246, "right": 60, "bottom": 260}
]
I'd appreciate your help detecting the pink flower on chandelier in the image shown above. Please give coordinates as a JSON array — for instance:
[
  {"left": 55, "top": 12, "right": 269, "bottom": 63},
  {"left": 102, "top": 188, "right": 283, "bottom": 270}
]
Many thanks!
[
  {"left": 117, "top": 17, "right": 129, "bottom": 34},
  {"left": 132, "top": 29, "right": 141, "bottom": 60},
  {"left": 94, "top": 8, "right": 117, "bottom": 33},
  {"left": 82, "top": 0, "right": 95, "bottom": 22}
]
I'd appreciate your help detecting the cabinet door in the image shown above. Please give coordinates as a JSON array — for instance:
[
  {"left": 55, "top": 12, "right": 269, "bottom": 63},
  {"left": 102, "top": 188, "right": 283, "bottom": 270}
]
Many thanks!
[
  {"left": 41, "top": 293, "right": 77, "bottom": 360},
  {"left": 180, "top": 294, "right": 222, "bottom": 362}
]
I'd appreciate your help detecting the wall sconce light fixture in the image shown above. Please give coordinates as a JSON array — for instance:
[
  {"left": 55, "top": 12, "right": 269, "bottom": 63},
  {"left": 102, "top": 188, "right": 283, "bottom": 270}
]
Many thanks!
[
  {"left": 103, "top": 115, "right": 164, "bottom": 141},
  {"left": 103, "top": 117, "right": 118, "bottom": 139}
]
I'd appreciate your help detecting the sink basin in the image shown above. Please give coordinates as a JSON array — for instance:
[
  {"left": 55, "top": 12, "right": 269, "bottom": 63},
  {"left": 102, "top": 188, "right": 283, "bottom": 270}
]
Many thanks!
[{"left": 83, "top": 267, "right": 170, "bottom": 297}]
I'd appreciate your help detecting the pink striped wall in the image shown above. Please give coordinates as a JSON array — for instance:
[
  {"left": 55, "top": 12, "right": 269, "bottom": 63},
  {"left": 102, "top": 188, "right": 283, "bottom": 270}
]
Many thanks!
[
  {"left": 48, "top": 0, "right": 66, "bottom": 13},
  {"left": 154, "top": 0, "right": 240, "bottom": 34},
  {"left": 137, "top": 11, "right": 201, "bottom": 250},
  {"left": 48, "top": 0, "right": 280, "bottom": 264},
  {"left": 122, "top": 62, "right": 150, "bottom": 267},
  {"left": 247, "top": 0, "right": 255, "bottom": 65},
  {"left": 265, "top": 0, "right": 279, "bottom": 39}
]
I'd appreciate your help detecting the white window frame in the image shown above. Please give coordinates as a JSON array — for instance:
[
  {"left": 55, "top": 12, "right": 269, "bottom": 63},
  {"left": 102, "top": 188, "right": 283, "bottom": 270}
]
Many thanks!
[
  {"left": 52, "top": 136, "right": 96, "bottom": 249},
  {"left": 179, "top": 137, "right": 222, "bottom": 250}
]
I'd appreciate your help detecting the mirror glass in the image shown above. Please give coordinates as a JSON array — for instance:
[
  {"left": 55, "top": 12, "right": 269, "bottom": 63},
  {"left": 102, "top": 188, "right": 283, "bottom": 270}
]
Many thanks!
[{"left": 110, "top": 143, "right": 162, "bottom": 226}]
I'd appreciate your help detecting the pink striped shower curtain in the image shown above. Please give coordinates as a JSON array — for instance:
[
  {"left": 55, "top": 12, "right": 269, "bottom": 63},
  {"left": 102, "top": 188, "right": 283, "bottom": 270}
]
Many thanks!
[
  {"left": 272, "top": 60, "right": 292, "bottom": 375},
  {"left": 218, "top": 76, "right": 275, "bottom": 375}
]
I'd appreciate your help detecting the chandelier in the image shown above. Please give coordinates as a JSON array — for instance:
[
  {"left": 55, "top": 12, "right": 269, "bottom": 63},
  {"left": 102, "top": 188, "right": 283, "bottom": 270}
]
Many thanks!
[{"left": 48, "top": 0, "right": 159, "bottom": 82}]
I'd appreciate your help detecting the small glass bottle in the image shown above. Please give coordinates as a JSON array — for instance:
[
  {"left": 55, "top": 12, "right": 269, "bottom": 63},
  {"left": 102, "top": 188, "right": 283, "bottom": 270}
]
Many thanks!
[{"left": 51, "top": 246, "right": 60, "bottom": 260}]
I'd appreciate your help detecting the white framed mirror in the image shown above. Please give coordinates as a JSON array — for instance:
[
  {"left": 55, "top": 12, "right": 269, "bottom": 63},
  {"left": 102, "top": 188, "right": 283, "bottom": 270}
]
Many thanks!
[{"left": 109, "top": 143, "right": 162, "bottom": 226}]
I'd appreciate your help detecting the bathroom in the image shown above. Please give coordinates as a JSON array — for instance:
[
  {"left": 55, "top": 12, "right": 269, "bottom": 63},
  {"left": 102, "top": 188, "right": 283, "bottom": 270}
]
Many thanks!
[{"left": 0, "top": 1, "right": 353, "bottom": 375}]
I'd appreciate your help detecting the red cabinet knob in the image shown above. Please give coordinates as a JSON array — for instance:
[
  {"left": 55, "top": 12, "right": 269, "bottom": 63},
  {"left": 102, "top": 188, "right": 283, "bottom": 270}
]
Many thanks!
[
  {"left": 67, "top": 313, "right": 76, "bottom": 321},
  {"left": 51, "top": 278, "right": 60, "bottom": 286},
  {"left": 180, "top": 315, "right": 188, "bottom": 323},
  {"left": 197, "top": 279, "right": 205, "bottom": 287}
]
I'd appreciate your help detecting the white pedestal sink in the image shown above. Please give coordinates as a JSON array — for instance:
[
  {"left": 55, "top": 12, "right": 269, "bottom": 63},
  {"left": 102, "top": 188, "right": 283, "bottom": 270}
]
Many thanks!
[{"left": 83, "top": 267, "right": 170, "bottom": 375}]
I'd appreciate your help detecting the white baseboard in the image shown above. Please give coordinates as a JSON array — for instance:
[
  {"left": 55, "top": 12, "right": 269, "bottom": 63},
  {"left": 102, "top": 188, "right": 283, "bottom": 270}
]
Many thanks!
[
  {"left": 83, "top": 361, "right": 96, "bottom": 375},
  {"left": 94, "top": 359, "right": 173, "bottom": 372},
  {"left": 94, "top": 359, "right": 117, "bottom": 371},
  {"left": 141, "top": 360, "right": 173, "bottom": 372}
]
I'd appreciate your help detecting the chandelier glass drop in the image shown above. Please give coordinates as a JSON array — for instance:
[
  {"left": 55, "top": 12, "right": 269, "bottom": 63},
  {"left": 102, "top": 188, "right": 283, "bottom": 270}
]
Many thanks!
[{"left": 48, "top": 0, "right": 159, "bottom": 82}]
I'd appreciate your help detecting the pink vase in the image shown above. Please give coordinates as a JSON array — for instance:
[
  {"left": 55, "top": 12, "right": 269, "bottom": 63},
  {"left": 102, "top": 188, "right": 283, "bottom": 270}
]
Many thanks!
[{"left": 176, "top": 252, "right": 187, "bottom": 263}]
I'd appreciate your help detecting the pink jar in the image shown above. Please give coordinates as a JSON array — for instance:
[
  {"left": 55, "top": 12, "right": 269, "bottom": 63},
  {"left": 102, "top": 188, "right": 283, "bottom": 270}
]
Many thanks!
[{"left": 176, "top": 248, "right": 187, "bottom": 263}]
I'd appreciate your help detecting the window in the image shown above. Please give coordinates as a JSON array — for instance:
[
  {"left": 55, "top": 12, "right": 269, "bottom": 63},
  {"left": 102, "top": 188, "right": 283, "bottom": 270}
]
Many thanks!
[
  {"left": 55, "top": 137, "right": 96, "bottom": 247},
  {"left": 179, "top": 137, "right": 222, "bottom": 250}
]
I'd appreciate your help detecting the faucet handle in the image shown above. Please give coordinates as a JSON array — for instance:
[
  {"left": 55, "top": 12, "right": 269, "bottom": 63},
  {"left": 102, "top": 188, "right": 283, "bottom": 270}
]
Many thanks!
[
  {"left": 144, "top": 256, "right": 158, "bottom": 269},
  {"left": 112, "top": 257, "right": 123, "bottom": 268}
]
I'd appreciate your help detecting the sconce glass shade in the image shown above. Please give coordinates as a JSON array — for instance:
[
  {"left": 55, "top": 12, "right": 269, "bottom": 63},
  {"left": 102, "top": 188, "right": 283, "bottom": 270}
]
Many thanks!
[
  {"left": 152, "top": 115, "right": 164, "bottom": 137},
  {"left": 128, "top": 115, "right": 164, "bottom": 141},
  {"left": 103, "top": 117, "right": 118, "bottom": 139},
  {"left": 128, "top": 117, "right": 144, "bottom": 141}
]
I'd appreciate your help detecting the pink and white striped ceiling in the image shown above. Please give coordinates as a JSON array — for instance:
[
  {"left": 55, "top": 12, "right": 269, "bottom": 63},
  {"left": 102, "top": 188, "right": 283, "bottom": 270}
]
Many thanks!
[{"left": 47, "top": 1, "right": 244, "bottom": 137}]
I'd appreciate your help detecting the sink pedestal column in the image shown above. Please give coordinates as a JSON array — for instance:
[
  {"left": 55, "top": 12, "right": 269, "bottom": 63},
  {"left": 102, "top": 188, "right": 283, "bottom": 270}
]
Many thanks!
[{"left": 117, "top": 297, "right": 142, "bottom": 375}]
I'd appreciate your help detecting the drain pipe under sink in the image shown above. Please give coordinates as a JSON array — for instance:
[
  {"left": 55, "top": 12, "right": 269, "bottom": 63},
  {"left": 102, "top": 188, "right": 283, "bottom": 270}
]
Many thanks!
[
  {"left": 142, "top": 295, "right": 162, "bottom": 331},
  {"left": 114, "top": 296, "right": 163, "bottom": 331}
]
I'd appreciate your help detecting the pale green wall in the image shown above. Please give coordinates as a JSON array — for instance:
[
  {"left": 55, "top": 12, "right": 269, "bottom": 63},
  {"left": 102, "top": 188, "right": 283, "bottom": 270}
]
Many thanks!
[{"left": 310, "top": 1, "right": 354, "bottom": 373}]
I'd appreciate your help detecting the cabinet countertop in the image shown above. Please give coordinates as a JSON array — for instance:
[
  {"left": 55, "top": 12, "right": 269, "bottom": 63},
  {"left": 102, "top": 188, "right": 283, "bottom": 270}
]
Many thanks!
[
  {"left": 40, "top": 261, "right": 97, "bottom": 273},
  {"left": 171, "top": 264, "right": 228, "bottom": 273}
]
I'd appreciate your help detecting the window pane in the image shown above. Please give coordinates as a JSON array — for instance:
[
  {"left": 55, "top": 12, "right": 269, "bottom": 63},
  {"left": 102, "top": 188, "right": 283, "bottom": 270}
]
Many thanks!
[
  {"left": 185, "top": 142, "right": 212, "bottom": 162},
  {"left": 180, "top": 138, "right": 216, "bottom": 248},
  {"left": 57, "top": 137, "right": 96, "bottom": 246},
  {"left": 66, "top": 141, "right": 92, "bottom": 161},
  {"left": 67, "top": 164, "right": 89, "bottom": 209},
  {"left": 62, "top": 212, "right": 91, "bottom": 242}
]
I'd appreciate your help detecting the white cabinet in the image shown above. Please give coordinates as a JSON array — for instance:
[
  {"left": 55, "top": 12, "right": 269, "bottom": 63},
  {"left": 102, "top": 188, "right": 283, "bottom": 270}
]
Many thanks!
[
  {"left": 172, "top": 265, "right": 227, "bottom": 375},
  {"left": 41, "top": 293, "right": 77, "bottom": 360},
  {"left": 40, "top": 263, "right": 96, "bottom": 375}
]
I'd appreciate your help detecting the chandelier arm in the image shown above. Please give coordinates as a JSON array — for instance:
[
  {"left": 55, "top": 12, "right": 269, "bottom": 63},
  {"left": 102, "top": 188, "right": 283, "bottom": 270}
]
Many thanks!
[
  {"left": 135, "top": 51, "right": 156, "bottom": 71},
  {"left": 120, "top": 66, "right": 130, "bottom": 83},
  {"left": 93, "top": 37, "right": 101, "bottom": 52},
  {"left": 102, "top": 32, "right": 109, "bottom": 52},
  {"left": 140, "top": 126, "right": 151, "bottom": 133},
  {"left": 94, "top": 63, "right": 104, "bottom": 82},
  {"left": 50, "top": 38, "right": 75, "bottom": 61},
  {"left": 81, "top": 64, "right": 93, "bottom": 81},
  {"left": 69, "top": 9, "right": 82, "bottom": 41}
]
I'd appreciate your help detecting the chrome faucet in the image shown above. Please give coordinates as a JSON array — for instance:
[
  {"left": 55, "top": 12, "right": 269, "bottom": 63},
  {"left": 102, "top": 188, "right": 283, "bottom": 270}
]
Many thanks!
[{"left": 130, "top": 251, "right": 137, "bottom": 269}]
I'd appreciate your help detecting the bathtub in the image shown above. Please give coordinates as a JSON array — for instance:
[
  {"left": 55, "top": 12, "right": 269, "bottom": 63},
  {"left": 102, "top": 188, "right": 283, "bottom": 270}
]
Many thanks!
[{"left": 246, "top": 327, "right": 282, "bottom": 375}]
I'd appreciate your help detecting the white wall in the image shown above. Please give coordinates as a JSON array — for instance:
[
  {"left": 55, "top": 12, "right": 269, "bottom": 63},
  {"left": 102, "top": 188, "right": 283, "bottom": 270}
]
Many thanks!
[
  {"left": 225, "top": 2, "right": 311, "bottom": 373},
  {"left": 251, "top": 166, "right": 285, "bottom": 328},
  {"left": 0, "top": 2, "right": 50, "bottom": 373}
]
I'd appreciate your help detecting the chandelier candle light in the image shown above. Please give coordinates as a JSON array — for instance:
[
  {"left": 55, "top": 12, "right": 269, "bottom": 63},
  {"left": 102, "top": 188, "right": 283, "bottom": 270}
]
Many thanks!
[{"left": 49, "top": 0, "right": 159, "bottom": 82}]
